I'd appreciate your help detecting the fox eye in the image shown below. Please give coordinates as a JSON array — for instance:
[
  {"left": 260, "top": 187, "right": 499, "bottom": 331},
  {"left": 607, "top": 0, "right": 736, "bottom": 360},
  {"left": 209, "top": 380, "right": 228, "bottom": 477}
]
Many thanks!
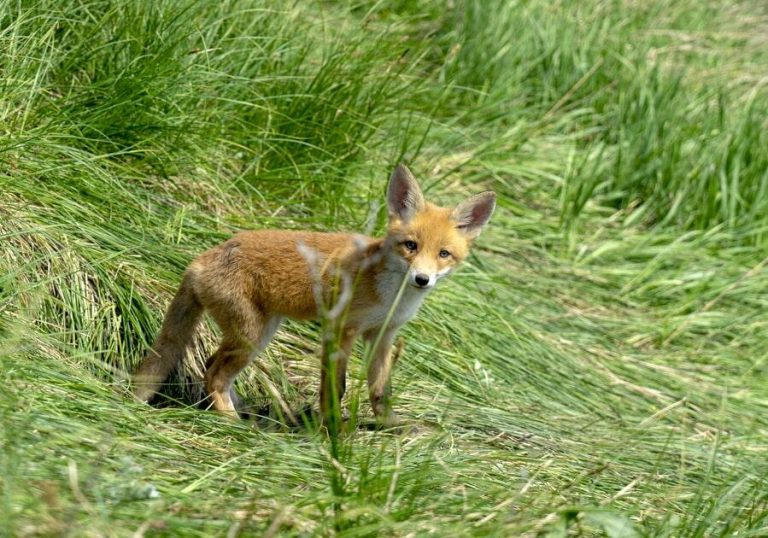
[
  {"left": 439, "top": 249, "right": 451, "bottom": 258},
  {"left": 403, "top": 240, "right": 418, "bottom": 251}
]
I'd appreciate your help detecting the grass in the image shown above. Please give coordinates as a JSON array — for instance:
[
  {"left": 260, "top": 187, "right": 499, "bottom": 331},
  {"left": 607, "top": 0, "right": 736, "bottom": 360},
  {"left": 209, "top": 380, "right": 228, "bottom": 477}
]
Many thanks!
[{"left": 1, "top": 0, "right": 767, "bottom": 535}]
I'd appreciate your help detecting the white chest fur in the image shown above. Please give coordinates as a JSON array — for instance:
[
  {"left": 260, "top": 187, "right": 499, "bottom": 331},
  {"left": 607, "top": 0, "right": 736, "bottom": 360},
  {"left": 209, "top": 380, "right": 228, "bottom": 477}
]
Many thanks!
[{"left": 353, "top": 268, "right": 428, "bottom": 332}]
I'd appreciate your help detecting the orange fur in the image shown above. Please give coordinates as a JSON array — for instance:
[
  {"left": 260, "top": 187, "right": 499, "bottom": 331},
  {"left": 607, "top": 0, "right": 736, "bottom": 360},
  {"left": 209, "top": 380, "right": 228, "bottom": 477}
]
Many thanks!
[{"left": 132, "top": 164, "right": 495, "bottom": 425}]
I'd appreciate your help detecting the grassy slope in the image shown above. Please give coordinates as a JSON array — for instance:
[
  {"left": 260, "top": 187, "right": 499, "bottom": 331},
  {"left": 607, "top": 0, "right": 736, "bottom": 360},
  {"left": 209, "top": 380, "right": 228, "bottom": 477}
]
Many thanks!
[{"left": 1, "top": 0, "right": 767, "bottom": 536}]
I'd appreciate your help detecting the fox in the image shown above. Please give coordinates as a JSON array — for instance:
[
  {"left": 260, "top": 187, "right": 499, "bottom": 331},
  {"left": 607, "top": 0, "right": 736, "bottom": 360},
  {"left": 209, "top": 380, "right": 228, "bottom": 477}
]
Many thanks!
[{"left": 132, "top": 164, "right": 495, "bottom": 426}]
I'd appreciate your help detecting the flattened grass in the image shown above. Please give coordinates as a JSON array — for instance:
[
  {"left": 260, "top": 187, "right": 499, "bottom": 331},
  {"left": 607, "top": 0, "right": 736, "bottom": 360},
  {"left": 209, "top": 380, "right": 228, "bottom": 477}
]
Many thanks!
[{"left": 1, "top": 0, "right": 767, "bottom": 536}]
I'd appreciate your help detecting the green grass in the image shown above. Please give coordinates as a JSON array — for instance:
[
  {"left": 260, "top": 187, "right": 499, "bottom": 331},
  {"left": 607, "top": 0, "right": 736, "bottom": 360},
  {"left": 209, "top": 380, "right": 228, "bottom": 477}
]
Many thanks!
[{"left": 1, "top": 0, "right": 767, "bottom": 535}]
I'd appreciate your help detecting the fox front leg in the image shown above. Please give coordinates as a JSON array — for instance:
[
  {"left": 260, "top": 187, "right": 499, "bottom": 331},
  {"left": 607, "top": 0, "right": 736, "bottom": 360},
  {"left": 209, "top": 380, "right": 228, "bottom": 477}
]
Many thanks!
[
  {"left": 364, "top": 329, "right": 403, "bottom": 427},
  {"left": 319, "top": 327, "right": 357, "bottom": 424}
]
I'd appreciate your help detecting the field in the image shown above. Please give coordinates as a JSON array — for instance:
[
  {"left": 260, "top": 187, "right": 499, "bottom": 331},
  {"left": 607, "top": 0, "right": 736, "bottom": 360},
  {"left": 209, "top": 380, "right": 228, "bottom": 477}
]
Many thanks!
[{"left": 1, "top": 0, "right": 767, "bottom": 535}]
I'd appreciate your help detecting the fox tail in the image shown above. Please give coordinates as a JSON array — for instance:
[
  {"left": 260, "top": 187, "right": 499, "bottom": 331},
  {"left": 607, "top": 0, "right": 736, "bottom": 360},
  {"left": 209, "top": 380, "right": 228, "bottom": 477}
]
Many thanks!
[{"left": 132, "top": 272, "right": 204, "bottom": 403}]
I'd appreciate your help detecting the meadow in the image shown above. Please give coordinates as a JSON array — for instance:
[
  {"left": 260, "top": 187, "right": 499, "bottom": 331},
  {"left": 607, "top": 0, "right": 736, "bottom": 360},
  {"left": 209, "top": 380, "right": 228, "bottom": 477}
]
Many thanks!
[{"left": 1, "top": 0, "right": 767, "bottom": 535}]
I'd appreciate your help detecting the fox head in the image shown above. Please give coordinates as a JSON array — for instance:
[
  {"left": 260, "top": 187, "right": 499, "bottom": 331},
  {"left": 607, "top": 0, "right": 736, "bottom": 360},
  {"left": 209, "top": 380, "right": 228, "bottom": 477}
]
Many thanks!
[{"left": 385, "top": 164, "right": 496, "bottom": 290}]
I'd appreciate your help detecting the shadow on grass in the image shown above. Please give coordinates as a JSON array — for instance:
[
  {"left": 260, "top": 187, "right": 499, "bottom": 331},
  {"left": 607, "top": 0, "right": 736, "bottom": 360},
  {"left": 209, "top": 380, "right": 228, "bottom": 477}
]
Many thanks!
[{"left": 145, "top": 385, "right": 404, "bottom": 434}]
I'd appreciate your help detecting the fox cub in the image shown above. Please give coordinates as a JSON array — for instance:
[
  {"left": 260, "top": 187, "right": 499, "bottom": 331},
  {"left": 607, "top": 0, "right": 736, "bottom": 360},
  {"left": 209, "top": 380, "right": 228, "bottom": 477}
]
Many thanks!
[{"left": 132, "top": 164, "right": 495, "bottom": 426}]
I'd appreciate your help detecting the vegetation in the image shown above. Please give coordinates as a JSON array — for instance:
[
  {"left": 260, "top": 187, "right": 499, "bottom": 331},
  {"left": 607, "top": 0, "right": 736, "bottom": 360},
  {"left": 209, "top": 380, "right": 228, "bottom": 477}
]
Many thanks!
[{"left": 1, "top": 0, "right": 766, "bottom": 535}]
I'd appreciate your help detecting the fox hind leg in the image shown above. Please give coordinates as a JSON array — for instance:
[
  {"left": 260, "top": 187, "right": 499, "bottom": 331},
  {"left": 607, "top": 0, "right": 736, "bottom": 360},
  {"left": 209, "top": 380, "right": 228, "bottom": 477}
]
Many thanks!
[{"left": 204, "top": 308, "right": 282, "bottom": 418}]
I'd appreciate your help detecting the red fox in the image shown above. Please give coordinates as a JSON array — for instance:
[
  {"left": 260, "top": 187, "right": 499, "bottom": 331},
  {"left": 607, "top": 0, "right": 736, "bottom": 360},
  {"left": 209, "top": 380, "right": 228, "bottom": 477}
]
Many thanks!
[{"left": 132, "top": 164, "right": 495, "bottom": 426}]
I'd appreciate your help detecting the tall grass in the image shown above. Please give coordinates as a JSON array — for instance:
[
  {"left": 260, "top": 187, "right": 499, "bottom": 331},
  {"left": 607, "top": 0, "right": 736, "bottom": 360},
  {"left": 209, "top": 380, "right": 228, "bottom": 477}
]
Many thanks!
[
  {"left": 414, "top": 0, "right": 768, "bottom": 241},
  {"left": 1, "top": 0, "right": 767, "bottom": 535}
]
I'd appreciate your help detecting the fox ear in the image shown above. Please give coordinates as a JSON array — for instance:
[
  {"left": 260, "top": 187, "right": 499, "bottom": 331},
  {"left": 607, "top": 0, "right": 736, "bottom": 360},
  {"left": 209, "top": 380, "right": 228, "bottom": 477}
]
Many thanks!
[
  {"left": 387, "top": 164, "right": 425, "bottom": 222},
  {"left": 451, "top": 192, "right": 496, "bottom": 238}
]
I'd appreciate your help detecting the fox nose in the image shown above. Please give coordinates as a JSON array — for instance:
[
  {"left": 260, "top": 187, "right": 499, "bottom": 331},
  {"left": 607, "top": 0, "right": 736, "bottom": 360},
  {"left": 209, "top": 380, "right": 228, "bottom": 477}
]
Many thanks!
[{"left": 414, "top": 274, "right": 430, "bottom": 287}]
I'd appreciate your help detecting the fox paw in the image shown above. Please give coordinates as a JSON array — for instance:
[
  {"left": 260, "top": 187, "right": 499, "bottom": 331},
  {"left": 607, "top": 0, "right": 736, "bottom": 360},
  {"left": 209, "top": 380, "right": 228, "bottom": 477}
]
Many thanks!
[{"left": 375, "top": 412, "right": 402, "bottom": 429}]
